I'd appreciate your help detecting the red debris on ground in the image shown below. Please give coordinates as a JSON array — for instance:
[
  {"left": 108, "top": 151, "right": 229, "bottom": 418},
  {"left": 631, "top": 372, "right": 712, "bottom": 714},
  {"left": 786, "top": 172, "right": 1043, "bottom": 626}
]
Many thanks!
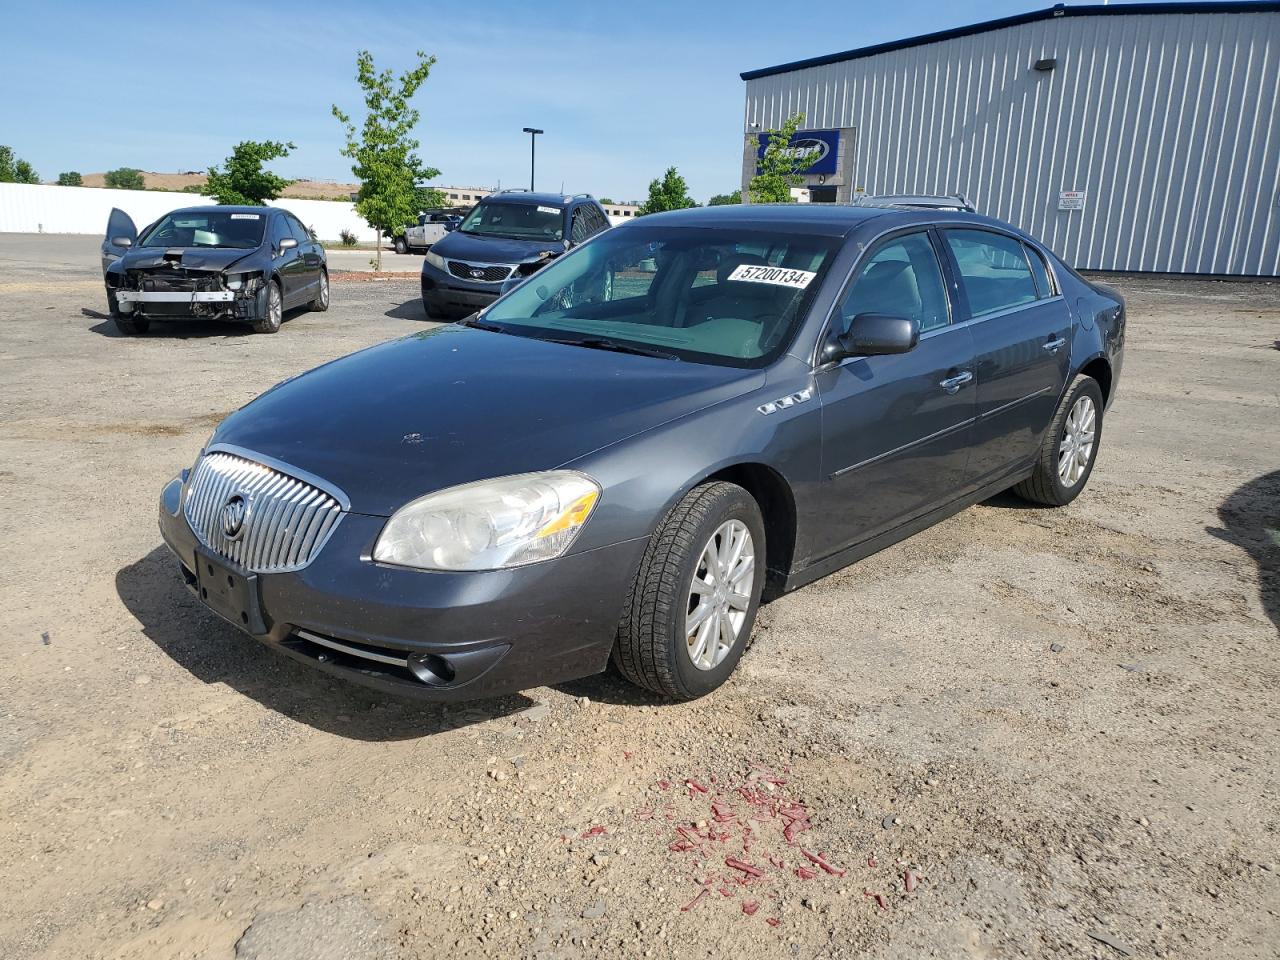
[
  {"left": 725, "top": 856, "right": 765, "bottom": 878},
  {"left": 765, "top": 917, "right": 781, "bottom": 927},
  {"left": 623, "top": 751, "right": 633, "bottom": 760},
  {"left": 711, "top": 800, "right": 736, "bottom": 822},
  {"left": 904, "top": 869, "right": 919, "bottom": 893},
  {"left": 685, "top": 778, "right": 710, "bottom": 794},
  {"left": 680, "top": 889, "right": 709, "bottom": 912},
  {"left": 867, "top": 854, "right": 879, "bottom": 868},
  {"left": 742, "top": 900, "right": 760, "bottom": 915},
  {"left": 767, "top": 854, "right": 785, "bottom": 869},
  {"left": 802, "top": 849, "right": 847, "bottom": 877},
  {"left": 657, "top": 779, "right": 671, "bottom": 791},
  {"left": 864, "top": 890, "right": 890, "bottom": 910},
  {"left": 795, "top": 866, "right": 818, "bottom": 880},
  {"left": 579, "top": 825, "right": 607, "bottom": 839},
  {"left": 634, "top": 808, "right": 654, "bottom": 821}
]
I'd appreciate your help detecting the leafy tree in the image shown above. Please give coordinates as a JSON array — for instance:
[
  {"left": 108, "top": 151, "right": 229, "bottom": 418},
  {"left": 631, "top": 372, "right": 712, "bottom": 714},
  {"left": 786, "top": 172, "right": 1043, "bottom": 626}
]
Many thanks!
[
  {"left": 748, "top": 113, "right": 817, "bottom": 204},
  {"left": 0, "top": 146, "right": 40, "bottom": 184},
  {"left": 708, "top": 190, "right": 742, "bottom": 206},
  {"left": 104, "top": 167, "right": 146, "bottom": 190},
  {"left": 414, "top": 184, "right": 447, "bottom": 213},
  {"left": 205, "top": 140, "right": 296, "bottom": 205},
  {"left": 57, "top": 171, "right": 83, "bottom": 186},
  {"left": 636, "top": 167, "right": 697, "bottom": 216},
  {"left": 333, "top": 50, "right": 441, "bottom": 271},
  {"left": 599, "top": 197, "right": 614, "bottom": 205}
]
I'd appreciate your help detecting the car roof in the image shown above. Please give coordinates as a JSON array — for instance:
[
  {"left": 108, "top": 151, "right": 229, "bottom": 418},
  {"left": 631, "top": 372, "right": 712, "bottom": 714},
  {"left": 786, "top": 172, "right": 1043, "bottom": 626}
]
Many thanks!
[
  {"left": 167, "top": 205, "right": 274, "bottom": 215},
  {"left": 621, "top": 204, "right": 1035, "bottom": 241},
  {"left": 484, "top": 191, "right": 584, "bottom": 208}
]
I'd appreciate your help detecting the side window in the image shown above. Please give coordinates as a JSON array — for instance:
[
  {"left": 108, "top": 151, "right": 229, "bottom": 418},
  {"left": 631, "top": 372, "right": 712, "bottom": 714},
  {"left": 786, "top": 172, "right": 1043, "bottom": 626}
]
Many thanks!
[
  {"left": 570, "top": 207, "right": 592, "bottom": 244},
  {"left": 1023, "top": 243, "right": 1056, "bottom": 298},
  {"left": 269, "top": 214, "right": 292, "bottom": 248},
  {"left": 590, "top": 205, "right": 609, "bottom": 235},
  {"left": 287, "top": 215, "right": 312, "bottom": 242},
  {"left": 945, "top": 229, "right": 1039, "bottom": 316},
  {"left": 837, "top": 232, "right": 950, "bottom": 335}
]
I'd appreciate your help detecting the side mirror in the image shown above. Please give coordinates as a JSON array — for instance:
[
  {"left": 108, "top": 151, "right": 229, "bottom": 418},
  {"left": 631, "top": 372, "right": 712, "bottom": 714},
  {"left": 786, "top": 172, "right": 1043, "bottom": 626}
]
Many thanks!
[
  {"left": 444, "top": 221, "right": 457, "bottom": 232},
  {"left": 111, "top": 236, "right": 133, "bottom": 248},
  {"left": 824, "top": 313, "right": 919, "bottom": 362},
  {"left": 278, "top": 237, "right": 298, "bottom": 252}
]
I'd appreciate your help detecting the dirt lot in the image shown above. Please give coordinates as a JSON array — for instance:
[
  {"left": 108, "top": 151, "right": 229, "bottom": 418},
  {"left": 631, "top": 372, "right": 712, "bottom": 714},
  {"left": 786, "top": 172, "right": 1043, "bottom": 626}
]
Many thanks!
[{"left": 1, "top": 235, "right": 1277, "bottom": 960}]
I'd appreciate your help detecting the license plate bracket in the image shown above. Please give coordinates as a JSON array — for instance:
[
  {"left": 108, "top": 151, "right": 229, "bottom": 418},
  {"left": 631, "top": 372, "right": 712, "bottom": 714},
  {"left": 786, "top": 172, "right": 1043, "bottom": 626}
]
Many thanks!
[{"left": 195, "top": 547, "right": 266, "bottom": 635}]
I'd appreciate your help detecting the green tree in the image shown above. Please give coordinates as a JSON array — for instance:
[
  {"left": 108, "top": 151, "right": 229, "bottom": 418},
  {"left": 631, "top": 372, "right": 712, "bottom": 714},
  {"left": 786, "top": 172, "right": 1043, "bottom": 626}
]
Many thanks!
[
  {"left": 57, "top": 171, "right": 83, "bottom": 186},
  {"left": 205, "top": 140, "right": 296, "bottom": 205},
  {"left": 0, "top": 146, "right": 40, "bottom": 184},
  {"left": 599, "top": 197, "right": 614, "bottom": 205},
  {"left": 708, "top": 190, "right": 742, "bottom": 206},
  {"left": 104, "top": 167, "right": 146, "bottom": 190},
  {"left": 748, "top": 113, "right": 817, "bottom": 204},
  {"left": 333, "top": 50, "right": 441, "bottom": 271},
  {"left": 636, "top": 167, "right": 697, "bottom": 216},
  {"left": 414, "top": 184, "right": 447, "bottom": 213}
]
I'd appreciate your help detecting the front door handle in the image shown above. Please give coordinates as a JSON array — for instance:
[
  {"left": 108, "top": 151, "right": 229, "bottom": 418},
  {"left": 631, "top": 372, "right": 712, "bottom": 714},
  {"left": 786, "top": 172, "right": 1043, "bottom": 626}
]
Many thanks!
[
  {"left": 939, "top": 371, "right": 974, "bottom": 394},
  {"left": 1043, "top": 336, "right": 1067, "bottom": 353}
]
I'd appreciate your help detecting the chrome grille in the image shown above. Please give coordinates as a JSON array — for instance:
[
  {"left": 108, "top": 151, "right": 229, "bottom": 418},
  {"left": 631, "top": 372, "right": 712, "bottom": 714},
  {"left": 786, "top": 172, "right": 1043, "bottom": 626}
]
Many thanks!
[
  {"left": 183, "top": 451, "right": 344, "bottom": 573},
  {"left": 446, "top": 260, "right": 512, "bottom": 283}
]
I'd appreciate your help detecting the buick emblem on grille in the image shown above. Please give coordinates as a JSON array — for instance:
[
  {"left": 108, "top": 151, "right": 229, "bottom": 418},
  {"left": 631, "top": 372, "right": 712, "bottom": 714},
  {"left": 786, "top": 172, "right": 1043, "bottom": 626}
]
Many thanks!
[{"left": 221, "top": 494, "right": 249, "bottom": 541}]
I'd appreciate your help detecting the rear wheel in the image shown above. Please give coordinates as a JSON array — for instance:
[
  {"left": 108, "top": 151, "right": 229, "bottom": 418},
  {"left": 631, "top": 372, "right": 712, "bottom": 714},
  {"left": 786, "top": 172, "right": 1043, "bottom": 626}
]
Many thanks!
[
  {"left": 1013, "top": 375, "right": 1104, "bottom": 506},
  {"left": 612, "top": 482, "right": 765, "bottom": 700},
  {"left": 394, "top": 236, "right": 408, "bottom": 255},
  {"left": 310, "top": 269, "right": 330, "bottom": 312},
  {"left": 252, "top": 280, "right": 283, "bottom": 334}
]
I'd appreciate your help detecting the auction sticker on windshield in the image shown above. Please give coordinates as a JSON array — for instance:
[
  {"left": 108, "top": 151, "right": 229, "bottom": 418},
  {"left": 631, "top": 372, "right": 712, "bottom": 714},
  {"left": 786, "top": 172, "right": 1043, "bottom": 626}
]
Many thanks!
[
  {"left": 536, "top": 206, "right": 560, "bottom": 215},
  {"left": 230, "top": 214, "right": 261, "bottom": 220},
  {"left": 726, "top": 264, "right": 816, "bottom": 288}
]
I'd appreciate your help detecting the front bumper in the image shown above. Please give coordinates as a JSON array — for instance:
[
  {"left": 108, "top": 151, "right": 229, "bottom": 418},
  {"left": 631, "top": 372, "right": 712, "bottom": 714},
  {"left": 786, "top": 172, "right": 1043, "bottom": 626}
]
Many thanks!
[
  {"left": 158, "top": 478, "right": 646, "bottom": 702},
  {"left": 116, "top": 290, "right": 235, "bottom": 305},
  {"left": 420, "top": 260, "right": 505, "bottom": 314}
]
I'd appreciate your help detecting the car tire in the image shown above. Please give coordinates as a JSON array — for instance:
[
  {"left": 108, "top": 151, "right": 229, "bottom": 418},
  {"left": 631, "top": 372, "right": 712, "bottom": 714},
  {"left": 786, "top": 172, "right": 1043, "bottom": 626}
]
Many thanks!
[
  {"left": 612, "top": 481, "right": 766, "bottom": 700},
  {"left": 252, "top": 280, "right": 283, "bottom": 334},
  {"left": 1013, "top": 374, "right": 1104, "bottom": 506},
  {"left": 108, "top": 290, "right": 150, "bottom": 334},
  {"left": 394, "top": 237, "right": 408, "bottom": 255},
  {"left": 310, "top": 269, "right": 330, "bottom": 312}
]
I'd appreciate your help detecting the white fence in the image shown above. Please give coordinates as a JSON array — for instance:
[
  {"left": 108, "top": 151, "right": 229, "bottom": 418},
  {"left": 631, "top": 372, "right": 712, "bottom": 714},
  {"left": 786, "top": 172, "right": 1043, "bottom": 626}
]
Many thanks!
[{"left": 0, "top": 182, "right": 375, "bottom": 243}]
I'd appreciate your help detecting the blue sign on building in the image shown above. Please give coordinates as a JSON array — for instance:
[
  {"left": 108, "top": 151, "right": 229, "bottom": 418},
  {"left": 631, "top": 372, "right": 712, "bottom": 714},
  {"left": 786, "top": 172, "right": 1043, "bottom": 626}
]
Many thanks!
[{"left": 755, "top": 129, "right": 840, "bottom": 176}]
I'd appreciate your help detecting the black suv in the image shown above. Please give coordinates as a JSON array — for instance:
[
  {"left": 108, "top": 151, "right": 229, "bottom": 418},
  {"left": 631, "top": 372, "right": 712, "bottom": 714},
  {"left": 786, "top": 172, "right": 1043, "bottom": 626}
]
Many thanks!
[{"left": 421, "top": 191, "right": 610, "bottom": 318}]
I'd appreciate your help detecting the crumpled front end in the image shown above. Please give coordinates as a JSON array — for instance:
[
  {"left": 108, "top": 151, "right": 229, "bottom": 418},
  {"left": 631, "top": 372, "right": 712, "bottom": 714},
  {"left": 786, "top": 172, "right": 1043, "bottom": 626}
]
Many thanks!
[{"left": 110, "top": 261, "right": 265, "bottom": 321}]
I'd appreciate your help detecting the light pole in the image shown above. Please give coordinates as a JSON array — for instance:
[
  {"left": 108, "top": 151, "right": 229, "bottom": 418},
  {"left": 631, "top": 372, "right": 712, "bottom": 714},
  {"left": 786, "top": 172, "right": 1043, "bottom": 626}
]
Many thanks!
[{"left": 522, "top": 127, "right": 543, "bottom": 191}]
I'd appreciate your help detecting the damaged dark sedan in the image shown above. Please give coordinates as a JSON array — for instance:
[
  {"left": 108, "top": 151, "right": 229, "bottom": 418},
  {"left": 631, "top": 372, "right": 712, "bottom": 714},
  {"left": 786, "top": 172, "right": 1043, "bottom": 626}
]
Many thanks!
[{"left": 102, "top": 206, "right": 329, "bottom": 334}]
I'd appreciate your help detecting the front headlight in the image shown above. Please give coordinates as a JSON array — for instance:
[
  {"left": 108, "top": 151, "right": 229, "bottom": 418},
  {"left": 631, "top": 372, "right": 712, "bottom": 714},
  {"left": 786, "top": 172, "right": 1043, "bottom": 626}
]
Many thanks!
[
  {"left": 373, "top": 471, "right": 601, "bottom": 571},
  {"left": 225, "top": 272, "right": 261, "bottom": 292},
  {"left": 425, "top": 250, "right": 447, "bottom": 271}
]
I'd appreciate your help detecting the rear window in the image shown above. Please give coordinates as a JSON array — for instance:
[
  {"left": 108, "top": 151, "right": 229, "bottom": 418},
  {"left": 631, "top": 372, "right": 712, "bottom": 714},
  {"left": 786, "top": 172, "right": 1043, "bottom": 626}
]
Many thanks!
[{"left": 945, "top": 229, "right": 1038, "bottom": 316}]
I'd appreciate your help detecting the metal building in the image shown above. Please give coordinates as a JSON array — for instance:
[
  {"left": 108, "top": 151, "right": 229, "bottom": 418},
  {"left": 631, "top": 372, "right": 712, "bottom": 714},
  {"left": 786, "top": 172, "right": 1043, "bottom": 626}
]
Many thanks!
[{"left": 740, "top": 2, "right": 1280, "bottom": 276}]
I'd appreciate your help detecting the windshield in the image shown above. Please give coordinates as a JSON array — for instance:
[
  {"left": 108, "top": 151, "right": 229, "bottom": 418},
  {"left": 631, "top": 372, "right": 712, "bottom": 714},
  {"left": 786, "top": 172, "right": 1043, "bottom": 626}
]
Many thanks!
[
  {"left": 481, "top": 226, "right": 839, "bottom": 367},
  {"left": 459, "top": 201, "right": 565, "bottom": 241},
  {"left": 138, "top": 211, "right": 265, "bottom": 249}
]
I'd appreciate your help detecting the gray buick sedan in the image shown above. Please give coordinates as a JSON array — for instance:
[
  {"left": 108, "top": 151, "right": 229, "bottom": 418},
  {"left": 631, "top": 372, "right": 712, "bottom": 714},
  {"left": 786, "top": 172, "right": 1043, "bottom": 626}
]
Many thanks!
[{"left": 158, "top": 202, "right": 1125, "bottom": 702}]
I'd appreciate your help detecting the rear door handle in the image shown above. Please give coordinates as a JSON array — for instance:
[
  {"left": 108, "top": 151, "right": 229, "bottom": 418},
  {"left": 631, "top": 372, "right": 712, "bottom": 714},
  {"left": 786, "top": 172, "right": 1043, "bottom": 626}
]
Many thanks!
[
  {"left": 939, "top": 371, "right": 974, "bottom": 394},
  {"left": 1043, "top": 337, "right": 1067, "bottom": 353}
]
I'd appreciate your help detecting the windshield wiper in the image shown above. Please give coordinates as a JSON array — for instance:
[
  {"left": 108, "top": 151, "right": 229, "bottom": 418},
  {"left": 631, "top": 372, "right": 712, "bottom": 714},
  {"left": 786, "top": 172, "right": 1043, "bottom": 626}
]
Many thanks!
[
  {"left": 543, "top": 336, "right": 679, "bottom": 361},
  {"left": 456, "top": 316, "right": 507, "bottom": 333}
]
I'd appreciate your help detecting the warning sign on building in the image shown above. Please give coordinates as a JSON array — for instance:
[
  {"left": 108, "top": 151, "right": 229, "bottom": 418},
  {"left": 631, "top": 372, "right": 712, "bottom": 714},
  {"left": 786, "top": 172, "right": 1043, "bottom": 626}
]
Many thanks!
[{"left": 1058, "top": 190, "right": 1086, "bottom": 211}]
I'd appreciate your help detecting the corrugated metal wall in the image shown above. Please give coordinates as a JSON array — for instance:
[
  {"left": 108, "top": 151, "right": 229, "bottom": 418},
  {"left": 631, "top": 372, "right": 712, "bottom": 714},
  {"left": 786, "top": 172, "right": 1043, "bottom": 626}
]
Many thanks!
[{"left": 744, "top": 9, "right": 1280, "bottom": 276}]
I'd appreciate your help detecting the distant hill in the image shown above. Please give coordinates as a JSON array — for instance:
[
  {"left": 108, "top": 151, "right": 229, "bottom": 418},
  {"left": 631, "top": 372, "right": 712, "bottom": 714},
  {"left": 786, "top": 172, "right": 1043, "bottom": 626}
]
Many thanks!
[{"left": 77, "top": 171, "right": 359, "bottom": 201}]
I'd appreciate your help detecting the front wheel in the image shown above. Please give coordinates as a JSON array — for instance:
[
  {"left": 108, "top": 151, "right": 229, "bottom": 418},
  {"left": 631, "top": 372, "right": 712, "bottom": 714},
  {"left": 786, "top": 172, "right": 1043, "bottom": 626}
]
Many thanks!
[
  {"left": 394, "top": 237, "right": 408, "bottom": 255},
  {"left": 1013, "top": 375, "right": 1104, "bottom": 506},
  {"left": 252, "top": 280, "right": 283, "bottom": 334},
  {"left": 612, "top": 482, "right": 766, "bottom": 700},
  {"left": 108, "top": 290, "right": 149, "bottom": 334}
]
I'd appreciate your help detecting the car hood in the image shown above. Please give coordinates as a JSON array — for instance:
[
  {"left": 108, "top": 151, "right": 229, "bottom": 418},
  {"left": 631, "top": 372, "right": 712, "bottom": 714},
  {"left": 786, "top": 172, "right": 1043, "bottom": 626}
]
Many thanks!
[
  {"left": 212, "top": 325, "right": 763, "bottom": 516},
  {"left": 430, "top": 230, "right": 564, "bottom": 265},
  {"left": 119, "top": 247, "right": 257, "bottom": 272}
]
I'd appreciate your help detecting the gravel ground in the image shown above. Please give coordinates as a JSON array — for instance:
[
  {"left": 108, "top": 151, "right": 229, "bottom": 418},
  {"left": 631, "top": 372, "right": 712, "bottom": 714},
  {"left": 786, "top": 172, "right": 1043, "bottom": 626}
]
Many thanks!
[{"left": 0, "top": 237, "right": 1277, "bottom": 960}]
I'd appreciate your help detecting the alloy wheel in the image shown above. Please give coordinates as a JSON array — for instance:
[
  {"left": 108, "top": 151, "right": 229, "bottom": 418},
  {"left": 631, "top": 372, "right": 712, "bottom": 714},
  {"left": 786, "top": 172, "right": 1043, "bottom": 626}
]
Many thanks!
[
  {"left": 319, "top": 272, "right": 329, "bottom": 307},
  {"left": 269, "top": 284, "right": 282, "bottom": 326},
  {"left": 1058, "top": 394, "right": 1096, "bottom": 487},
  {"left": 685, "top": 520, "right": 755, "bottom": 671}
]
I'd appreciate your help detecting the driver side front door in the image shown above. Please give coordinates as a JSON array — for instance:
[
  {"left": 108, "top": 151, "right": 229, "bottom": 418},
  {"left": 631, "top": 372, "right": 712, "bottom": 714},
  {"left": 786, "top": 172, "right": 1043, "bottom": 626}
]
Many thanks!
[{"left": 812, "top": 229, "right": 976, "bottom": 560}]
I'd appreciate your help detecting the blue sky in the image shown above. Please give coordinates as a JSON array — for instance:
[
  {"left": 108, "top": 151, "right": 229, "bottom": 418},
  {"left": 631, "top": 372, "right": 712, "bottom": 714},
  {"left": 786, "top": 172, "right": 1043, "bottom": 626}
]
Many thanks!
[{"left": 0, "top": 0, "right": 1170, "bottom": 202}]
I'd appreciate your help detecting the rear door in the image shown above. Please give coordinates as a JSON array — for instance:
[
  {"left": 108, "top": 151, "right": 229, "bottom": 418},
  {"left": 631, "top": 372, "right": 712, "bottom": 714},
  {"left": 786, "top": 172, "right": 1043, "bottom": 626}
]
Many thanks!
[
  {"left": 813, "top": 229, "right": 976, "bottom": 558},
  {"left": 287, "top": 214, "right": 321, "bottom": 295},
  {"left": 102, "top": 208, "right": 137, "bottom": 273},
  {"left": 942, "top": 228, "right": 1072, "bottom": 485}
]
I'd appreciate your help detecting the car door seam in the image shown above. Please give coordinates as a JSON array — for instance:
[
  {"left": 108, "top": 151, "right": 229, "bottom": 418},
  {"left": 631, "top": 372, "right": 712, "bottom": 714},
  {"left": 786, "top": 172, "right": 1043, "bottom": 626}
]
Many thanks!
[
  {"left": 829, "top": 416, "right": 976, "bottom": 479},
  {"left": 978, "top": 385, "right": 1054, "bottom": 420}
]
